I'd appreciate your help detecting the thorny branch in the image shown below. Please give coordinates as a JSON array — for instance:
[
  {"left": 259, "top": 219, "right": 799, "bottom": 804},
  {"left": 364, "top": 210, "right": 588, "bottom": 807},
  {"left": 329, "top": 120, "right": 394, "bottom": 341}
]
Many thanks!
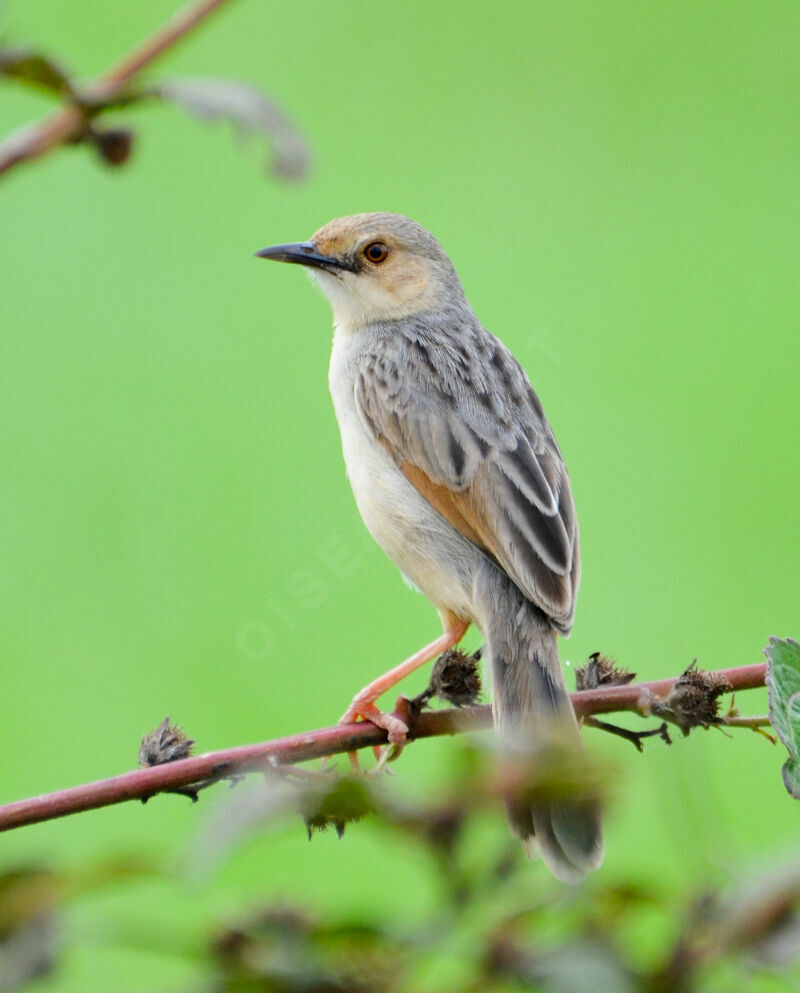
[
  {"left": 0, "top": 662, "right": 767, "bottom": 833},
  {"left": 0, "top": 0, "right": 235, "bottom": 176}
]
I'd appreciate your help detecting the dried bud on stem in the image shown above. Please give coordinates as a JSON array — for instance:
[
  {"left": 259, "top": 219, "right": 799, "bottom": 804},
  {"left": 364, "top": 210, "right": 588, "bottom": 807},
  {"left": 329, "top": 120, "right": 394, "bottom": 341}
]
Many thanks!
[
  {"left": 412, "top": 648, "right": 483, "bottom": 710},
  {"left": 575, "top": 652, "right": 636, "bottom": 690},
  {"left": 649, "top": 663, "right": 734, "bottom": 735},
  {"left": 139, "top": 716, "right": 195, "bottom": 767}
]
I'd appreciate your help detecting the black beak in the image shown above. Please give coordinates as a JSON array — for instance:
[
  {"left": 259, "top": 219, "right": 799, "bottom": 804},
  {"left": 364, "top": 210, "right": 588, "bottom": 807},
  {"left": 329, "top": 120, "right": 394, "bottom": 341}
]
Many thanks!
[{"left": 254, "top": 241, "right": 355, "bottom": 273}]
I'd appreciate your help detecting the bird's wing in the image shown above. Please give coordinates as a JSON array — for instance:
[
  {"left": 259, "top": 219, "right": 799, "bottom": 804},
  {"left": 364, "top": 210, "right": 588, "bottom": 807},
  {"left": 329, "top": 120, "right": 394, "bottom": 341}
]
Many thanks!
[{"left": 354, "top": 322, "right": 579, "bottom": 632}]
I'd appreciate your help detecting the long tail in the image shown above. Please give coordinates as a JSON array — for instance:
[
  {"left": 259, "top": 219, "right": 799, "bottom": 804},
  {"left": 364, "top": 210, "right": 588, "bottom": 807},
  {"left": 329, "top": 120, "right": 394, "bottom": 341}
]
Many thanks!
[{"left": 476, "top": 564, "right": 604, "bottom": 883}]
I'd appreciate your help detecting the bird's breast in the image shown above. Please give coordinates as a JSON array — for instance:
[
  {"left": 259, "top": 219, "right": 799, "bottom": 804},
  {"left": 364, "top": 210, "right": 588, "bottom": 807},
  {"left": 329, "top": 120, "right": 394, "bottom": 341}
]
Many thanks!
[{"left": 328, "top": 335, "right": 480, "bottom": 620}]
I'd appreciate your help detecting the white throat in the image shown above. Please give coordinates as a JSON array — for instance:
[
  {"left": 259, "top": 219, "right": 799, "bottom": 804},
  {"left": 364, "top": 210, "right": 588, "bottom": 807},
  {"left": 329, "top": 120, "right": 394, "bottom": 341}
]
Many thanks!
[{"left": 308, "top": 263, "right": 439, "bottom": 335}]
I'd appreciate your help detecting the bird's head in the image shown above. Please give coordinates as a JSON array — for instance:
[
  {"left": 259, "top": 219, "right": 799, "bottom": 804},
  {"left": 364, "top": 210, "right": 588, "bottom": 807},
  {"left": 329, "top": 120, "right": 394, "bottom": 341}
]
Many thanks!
[{"left": 256, "top": 212, "right": 465, "bottom": 331}]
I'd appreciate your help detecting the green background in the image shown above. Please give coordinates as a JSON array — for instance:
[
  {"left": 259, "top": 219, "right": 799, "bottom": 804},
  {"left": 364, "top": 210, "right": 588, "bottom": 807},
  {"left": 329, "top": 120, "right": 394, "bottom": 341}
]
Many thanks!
[{"left": 1, "top": 1, "right": 799, "bottom": 988}]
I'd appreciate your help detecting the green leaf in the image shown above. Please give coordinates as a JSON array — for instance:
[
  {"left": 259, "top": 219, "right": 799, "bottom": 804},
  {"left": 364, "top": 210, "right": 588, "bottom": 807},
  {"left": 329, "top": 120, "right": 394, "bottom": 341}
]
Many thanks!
[
  {"left": 0, "top": 48, "right": 72, "bottom": 94},
  {"left": 764, "top": 636, "right": 800, "bottom": 798}
]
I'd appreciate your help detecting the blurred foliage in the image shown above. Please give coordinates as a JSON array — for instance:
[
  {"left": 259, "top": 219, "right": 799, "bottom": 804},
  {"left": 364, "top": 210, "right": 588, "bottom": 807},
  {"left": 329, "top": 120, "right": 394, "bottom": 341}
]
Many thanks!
[
  {"left": 0, "top": 41, "right": 309, "bottom": 177},
  {"left": 0, "top": 858, "right": 156, "bottom": 991},
  {"left": 0, "top": 49, "right": 73, "bottom": 95},
  {"left": 3, "top": 738, "right": 800, "bottom": 992}
]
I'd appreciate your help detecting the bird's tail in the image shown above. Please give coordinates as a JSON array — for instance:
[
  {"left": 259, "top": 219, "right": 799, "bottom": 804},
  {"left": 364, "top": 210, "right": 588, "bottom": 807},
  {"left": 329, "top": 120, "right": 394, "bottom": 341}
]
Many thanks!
[{"left": 475, "top": 565, "right": 604, "bottom": 883}]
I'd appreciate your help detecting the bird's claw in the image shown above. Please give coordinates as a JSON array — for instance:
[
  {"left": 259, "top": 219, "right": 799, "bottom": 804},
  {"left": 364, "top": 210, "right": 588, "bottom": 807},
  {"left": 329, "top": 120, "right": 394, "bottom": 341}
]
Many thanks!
[
  {"left": 330, "top": 697, "right": 410, "bottom": 773},
  {"left": 338, "top": 699, "right": 410, "bottom": 746},
  {"left": 372, "top": 742, "right": 402, "bottom": 773}
]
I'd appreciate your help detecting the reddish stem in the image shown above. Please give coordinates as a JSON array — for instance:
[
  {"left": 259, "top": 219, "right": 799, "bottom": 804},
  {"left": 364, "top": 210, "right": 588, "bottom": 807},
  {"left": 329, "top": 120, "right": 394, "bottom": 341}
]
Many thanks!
[
  {"left": 101, "top": 0, "right": 233, "bottom": 86},
  {"left": 0, "top": 0, "right": 236, "bottom": 176},
  {"left": 0, "top": 663, "right": 767, "bottom": 833}
]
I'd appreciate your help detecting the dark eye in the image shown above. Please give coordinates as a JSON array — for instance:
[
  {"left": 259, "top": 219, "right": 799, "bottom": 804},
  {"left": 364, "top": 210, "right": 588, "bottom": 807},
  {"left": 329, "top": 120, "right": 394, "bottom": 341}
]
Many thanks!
[{"left": 363, "top": 241, "right": 389, "bottom": 264}]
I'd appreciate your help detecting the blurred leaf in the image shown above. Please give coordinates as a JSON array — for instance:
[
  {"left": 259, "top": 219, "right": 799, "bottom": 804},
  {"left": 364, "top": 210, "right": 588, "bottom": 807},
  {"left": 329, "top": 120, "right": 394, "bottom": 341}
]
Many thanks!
[
  {"left": 0, "top": 914, "right": 59, "bottom": 993},
  {"left": 0, "top": 858, "right": 154, "bottom": 937},
  {"left": 532, "top": 939, "right": 640, "bottom": 993},
  {"left": 650, "top": 854, "right": 800, "bottom": 991},
  {"left": 301, "top": 775, "right": 376, "bottom": 839},
  {"left": 764, "top": 636, "right": 800, "bottom": 797},
  {"left": 186, "top": 776, "right": 300, "bottom": 875},
  {"left": 153, "top": 77, "right": 310, "bottom": 180},
  {"left": 211, "top": 903, "right": 397, "bottom": 993},
  {"left": 699, "top": 855, "right": 800, "bottom": 961},
  {"left": 0, "top": 868, "right": 60, "bottom": 936},
  {"left": 0, "top": 868, "right": 60, "bottom": 993},
  {"left": 748, "top": 911, "right": 800, "bottom": 968},
  {"left": 0, "top": 857, "right": 155, "bottom": 992},
  {"left": 0, "top": 49, "right": 72, "bottom": 94},
  {"left": 484, "top": 923, "right": 638, "bottom": 993},
  {"left": 583, "top": 880, "right": 662, "bottom": 934},
  {"left": 66, "top": 854, "right": 158, "bottom": 895}
]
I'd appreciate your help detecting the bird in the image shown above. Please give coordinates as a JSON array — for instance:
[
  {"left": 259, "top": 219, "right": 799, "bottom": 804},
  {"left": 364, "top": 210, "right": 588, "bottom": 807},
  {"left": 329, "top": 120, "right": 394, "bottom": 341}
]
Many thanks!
[{"left": 255, "top": 213, "right": 603, "bottom": 882}]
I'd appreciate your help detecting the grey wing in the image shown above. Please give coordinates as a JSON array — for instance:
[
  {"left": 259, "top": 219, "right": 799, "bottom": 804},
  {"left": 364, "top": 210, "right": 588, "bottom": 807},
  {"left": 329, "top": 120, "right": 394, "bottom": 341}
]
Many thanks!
[{"left": 354, "top": 321, "right": 579, "bottom": 633}]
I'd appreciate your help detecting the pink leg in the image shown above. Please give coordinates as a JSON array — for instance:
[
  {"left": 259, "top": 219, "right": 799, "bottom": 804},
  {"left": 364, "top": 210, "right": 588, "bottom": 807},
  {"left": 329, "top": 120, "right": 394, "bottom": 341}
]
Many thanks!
[{"left": 339, "top": 616, "right": 470, "bottom": 746}]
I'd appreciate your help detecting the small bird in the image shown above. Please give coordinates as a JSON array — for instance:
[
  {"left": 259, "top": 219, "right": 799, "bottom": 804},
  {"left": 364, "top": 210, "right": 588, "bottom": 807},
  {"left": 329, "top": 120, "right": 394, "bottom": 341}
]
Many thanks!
[{"left": 256, "top": 213, "right": 603, "bottom": 882}]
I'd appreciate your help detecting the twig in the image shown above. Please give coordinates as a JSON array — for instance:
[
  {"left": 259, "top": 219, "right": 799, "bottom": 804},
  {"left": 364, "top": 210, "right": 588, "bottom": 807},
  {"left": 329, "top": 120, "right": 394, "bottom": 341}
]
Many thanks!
[
  {"left": 101, "top": 0, "right": 232, "bottom": 87},
  {"left": 0, "top": 663, "right": 767, "bottom": 833},
  {"left": 0, "top": 0, "right": 235, "bottom": 177},
  {"left": 583, "top": 716, "right": 672, "bottom": 752},
  {"left": 570, "top": 663, "right": 766, "bottom": 717},
  {"left": 717, "top": 713, "right": 776, "bottom": 743},
  {"left": 716, "top": 714, "right": 771, "bottom": 730}
]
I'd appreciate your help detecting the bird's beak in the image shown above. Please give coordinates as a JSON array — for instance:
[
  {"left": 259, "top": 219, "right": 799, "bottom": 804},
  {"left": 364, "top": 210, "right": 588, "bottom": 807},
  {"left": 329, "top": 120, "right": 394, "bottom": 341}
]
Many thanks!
[{"left": 254, "top": 241, "right": 355, "bottom": 273}]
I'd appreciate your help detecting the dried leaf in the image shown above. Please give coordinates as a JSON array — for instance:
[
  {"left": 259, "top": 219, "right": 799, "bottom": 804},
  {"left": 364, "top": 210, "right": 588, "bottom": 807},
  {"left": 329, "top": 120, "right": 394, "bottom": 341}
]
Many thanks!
[
  {"left": 765, "top": 636, "right": 800, "bottom": 798},
  {"left": 153, "top": 77, "right": 310, "bottom": 180},
  {"left": 0, "top": 49, "right": 72, "bottom": 95}
]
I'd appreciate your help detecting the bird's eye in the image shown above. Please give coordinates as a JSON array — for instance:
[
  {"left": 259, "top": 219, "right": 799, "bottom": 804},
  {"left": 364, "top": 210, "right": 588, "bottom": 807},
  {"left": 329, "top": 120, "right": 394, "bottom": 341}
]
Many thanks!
[{"left": 363, "top": 241, "right": 389, "bottom": 264}]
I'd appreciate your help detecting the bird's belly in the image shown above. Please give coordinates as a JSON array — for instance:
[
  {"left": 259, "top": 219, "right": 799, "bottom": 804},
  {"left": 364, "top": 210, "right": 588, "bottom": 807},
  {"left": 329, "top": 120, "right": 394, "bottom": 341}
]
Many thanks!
[{"left": 336, "top": 407, "right": 479, "bottom": 621}]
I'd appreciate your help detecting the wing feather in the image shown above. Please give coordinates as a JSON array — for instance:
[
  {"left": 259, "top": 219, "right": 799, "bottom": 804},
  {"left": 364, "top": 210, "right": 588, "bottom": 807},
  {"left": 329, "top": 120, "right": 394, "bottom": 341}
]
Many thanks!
[{"left": 355, "top": 320, "right": 580, "bottom": 632}]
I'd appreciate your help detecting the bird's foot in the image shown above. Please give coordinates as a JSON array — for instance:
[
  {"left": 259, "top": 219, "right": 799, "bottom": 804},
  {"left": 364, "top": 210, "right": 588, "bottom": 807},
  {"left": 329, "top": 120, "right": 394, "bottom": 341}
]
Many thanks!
[
  {"left": 324, "top": 620, "right": 470, "bottom": 772},
  {"left": 335, "top": 697, "right": 410, "bottom": 772},
  {"left": 339, "top": 698, "right": 409, "bottom": 745}
]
